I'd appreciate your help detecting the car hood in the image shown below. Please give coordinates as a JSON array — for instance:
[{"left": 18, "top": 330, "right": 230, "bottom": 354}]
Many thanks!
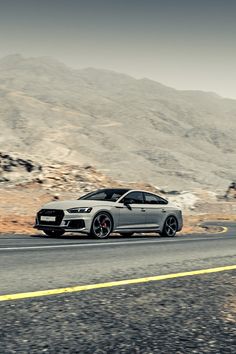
[{"left": 41, "top": 200, "right": 117, "bottom": 210}]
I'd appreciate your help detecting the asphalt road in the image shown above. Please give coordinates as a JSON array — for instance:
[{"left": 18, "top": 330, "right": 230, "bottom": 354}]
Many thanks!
[{"left": 0, "top": 222, "right": 236, "bottom": 353}]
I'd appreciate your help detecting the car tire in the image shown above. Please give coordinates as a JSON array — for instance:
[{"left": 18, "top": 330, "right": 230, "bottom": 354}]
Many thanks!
[
  {"left": 43, "top": 229, "right": 65, "bottom": 237},
  {"left": 161, "top": 216, "right": 178, "bottom": 237},
  {"left": 119, "top": 232, "right": 134, "bottom": 237},
  {"left": 90, "top": 212, "right": 113, "bottom": 239}
]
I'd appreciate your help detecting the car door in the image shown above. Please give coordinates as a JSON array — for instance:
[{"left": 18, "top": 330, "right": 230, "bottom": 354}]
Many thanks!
[
  {"left": 143, "top": 192, "right": 168, "bottom": 229},
  {"left": 116, "top": 191, "right": 146, "bottom": 229}
]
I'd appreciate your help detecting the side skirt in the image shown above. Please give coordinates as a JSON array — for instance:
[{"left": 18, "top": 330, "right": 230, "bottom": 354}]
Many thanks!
[{"left": 114, "top": 227, "right": 160, "bottom": 233}]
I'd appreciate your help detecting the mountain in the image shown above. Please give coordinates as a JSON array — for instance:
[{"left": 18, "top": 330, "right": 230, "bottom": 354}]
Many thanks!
[{"left": 0, "top": 54, "right": 235, "bottom": 190}]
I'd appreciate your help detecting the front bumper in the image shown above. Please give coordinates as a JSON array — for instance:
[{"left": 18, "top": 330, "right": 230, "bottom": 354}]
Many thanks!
[{"left": 34, "top": 208, "right": 92, "bottom": 233}]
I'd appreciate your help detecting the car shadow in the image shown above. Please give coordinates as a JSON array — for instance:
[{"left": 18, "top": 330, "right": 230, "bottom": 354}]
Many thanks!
[{"left": 30, "top": 233, "right": 161, "bottom": 240}]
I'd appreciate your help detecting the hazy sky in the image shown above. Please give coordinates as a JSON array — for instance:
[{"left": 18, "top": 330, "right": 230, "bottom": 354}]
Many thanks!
[{"left": 0, "top": 0, "right": 235, "bottom": 99}]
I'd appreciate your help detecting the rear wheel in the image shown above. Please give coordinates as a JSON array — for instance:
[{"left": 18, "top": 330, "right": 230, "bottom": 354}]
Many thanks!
[
  {"left": 90, "top": 212, "right": 113, "bottom": 239},
  {"left": 43, "top": 229, "right": 65, "bottom": 237},
  {"left": 119, "top": 232, "right": 134, "bottom": 237},
  {"left": 161, "top": 216, "right": 178, "bottom": 237}
]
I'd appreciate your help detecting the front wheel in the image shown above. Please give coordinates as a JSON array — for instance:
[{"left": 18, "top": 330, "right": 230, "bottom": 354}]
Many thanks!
[
  {"left": 161, "top": 216, "right": 178, "bottom": 237},
  {"left": 43, "top": 229, "right": 65, "bottom": 237},
  {"left": 90, "top": 212, "right": 113, "bottom": 239}
]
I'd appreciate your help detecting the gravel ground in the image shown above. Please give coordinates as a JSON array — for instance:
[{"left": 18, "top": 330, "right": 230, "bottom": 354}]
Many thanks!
[{"left": 0, "top": 271, "right": 235, "bottom": 353}]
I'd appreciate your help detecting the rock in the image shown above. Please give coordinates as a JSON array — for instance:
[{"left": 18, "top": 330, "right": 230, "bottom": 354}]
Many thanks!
[
  {"left": 0, "top": 152, "right": 42, "bottom": 182},
  {"left": 0, "top": 176, "right": 9, "bottom": 182}
]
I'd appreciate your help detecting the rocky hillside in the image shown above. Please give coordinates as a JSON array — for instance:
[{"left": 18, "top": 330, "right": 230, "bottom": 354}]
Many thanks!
[
  {"left": 0, "top": 152, "right": 158, "bottom": 195},
  {"left": 0, "top": 54, "right": 235, "bottom": 190},
  {"left": 0, "top": 152, "right": 119, "bottom": 193}
]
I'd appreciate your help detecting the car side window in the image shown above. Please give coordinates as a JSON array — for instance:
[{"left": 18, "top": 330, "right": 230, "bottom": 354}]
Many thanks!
[
  {"left": 122, "top": 191, "right": 144, "bottom": 204},
  {"left": 144, "top": 192, "right": 168, "bottom": 205},
  {"left": 89, "top": 192, "right": 107, "bottom": 200},
  {"left": 110, "top": 193, "right": 122, "bottom": 201}
]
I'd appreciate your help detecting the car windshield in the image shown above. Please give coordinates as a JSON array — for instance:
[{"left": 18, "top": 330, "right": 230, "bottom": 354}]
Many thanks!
[{"left": 78, "top": 189, "right": 130, "bottom": 202}]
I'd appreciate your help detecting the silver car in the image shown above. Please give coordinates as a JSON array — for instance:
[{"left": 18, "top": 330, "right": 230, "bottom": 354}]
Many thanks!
[{"left": 34, "top": 188, "right": 183, "bottom": 239}]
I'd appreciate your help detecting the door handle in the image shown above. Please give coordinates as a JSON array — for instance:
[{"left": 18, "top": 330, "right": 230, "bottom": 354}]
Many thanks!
[
  {"left": 162, "top": 209, "right": 166, "bottom": 213},
  {"left": 141, "top": 208, "right": 146, "bottom": 212}
]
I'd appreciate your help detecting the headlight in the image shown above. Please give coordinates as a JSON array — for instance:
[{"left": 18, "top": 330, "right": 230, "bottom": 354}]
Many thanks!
[{"left": 67, "top": 207, "right": 92, "bottom": 213}]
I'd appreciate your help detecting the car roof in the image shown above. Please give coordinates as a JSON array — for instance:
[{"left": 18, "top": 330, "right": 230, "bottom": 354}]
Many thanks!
[
  {"left": 96, "top": 188, "right": 160, "bottom": 195},
  {"left": 97, "top": 188, "right": 131, "bottom": 191}
]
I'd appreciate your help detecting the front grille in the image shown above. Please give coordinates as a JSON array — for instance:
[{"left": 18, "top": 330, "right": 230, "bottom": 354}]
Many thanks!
[{"left": 37, "top": 209, "right": 64, "bottom": 226}]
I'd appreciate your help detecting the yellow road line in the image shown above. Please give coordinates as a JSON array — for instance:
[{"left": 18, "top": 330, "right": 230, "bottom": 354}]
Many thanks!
[
  {"left": 199, "top": 225, "right": 228, "bottom": 234},
  {"left": 219, "top": 226, "right": 228, "bottom": 234},
  {"left": 1, "top": 264, "right": 236, "bottom": 302}
]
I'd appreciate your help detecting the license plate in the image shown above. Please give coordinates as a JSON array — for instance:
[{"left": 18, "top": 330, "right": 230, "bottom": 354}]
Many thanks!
[{"left": 40, "top": 216, "right": 56, "bottom": 222}]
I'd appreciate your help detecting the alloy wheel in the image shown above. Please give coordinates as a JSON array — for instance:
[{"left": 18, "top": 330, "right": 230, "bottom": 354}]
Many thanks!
[
  {"left": 91, "top": 213, "right": 113, "bottom": 239},
  {"left": 162, "top": 216, "right": 178, "bottom": 237}
]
